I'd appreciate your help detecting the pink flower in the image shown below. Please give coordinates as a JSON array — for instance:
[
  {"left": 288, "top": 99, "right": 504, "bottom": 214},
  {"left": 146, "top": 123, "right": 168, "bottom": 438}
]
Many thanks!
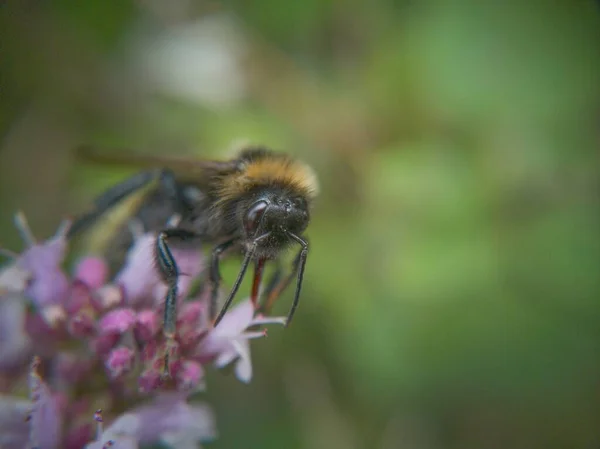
[
  {"left": 105, "top": 346, "right": 136, "bottom": 380},
  {"left": 98, "top": 308, "right": 137, "bottom": 335},
  {"left": 0, "top": 211, "right": 294, "bottom": 448},
  {"left": 74, "top": 257, "right": 109, "bottom": 290},
  {"left": 134, "top": 309, "right": 160, "bottom": 344},
  {"left": 199, "top": 299, "right": 286, "bottom": 383}
]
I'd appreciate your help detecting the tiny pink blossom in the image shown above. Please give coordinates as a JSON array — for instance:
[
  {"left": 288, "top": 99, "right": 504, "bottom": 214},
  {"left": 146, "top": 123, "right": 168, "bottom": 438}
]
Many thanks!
[
  {"left": 133, "top": 309, "right": 159, "bottom": 344},
  {"left": 176, "top": 360, "right": 205, "bottom": 392},
  {"left": 74, "top": 257, "right": 109, "bottom": 290},
  {"left": 98, "top": 308, "right": 136, "bottom": 335},
  {"left": 105, "top": 347, "right": 135, "bottom": 380}
]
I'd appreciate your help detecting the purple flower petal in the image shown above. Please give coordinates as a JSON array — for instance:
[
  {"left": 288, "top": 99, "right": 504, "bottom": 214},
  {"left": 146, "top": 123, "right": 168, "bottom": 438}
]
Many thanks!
[
  {"left": 28, "top": 357, "right": 62, "bottom": 449},
  {"left": 210, "top": 299, "right": 255, "bottom": 338},
  {"left": 199, "top": 299, "right": 285, "bottom": 383},
  {"left": 133, "top": 393, "right": 216, "bottom": 445},
  {"left": 0, "top": 294, "right": 32, "bottom": 371},
  {"left": 85, "top": 413, "right": 140, "bottom": 449},
  {"left": 114, "top": 234, "right": 157, "bottom": 306},
  {"left": 12, "top": 216, "right": 71, "bottom": 307},
  {"left": 0, "top": 395, "right": 30, "bottom": 449}
]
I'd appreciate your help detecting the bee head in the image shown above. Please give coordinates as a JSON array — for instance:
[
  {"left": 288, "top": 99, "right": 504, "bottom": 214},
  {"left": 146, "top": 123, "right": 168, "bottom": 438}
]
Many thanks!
[{"left": 241, "top": 188, "right": 309, "bottom": 255}]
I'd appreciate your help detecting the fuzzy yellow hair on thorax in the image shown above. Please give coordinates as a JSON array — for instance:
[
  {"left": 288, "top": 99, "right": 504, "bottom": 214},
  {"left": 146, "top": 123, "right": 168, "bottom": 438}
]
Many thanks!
[{"left": 218, "top": 154, "right": 319, "bottom": 202}]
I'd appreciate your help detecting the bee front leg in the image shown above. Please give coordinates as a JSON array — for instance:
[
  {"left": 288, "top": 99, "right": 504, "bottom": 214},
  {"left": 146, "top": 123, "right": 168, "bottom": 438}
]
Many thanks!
[
  {"left": 209, "top": 239, "right": 236, "bottom": 323},
  {"left": 262, "top": 234, "right": 309, "bottom": 327},
  {"left": 212, "top": 233, "right": 272, "bottom": 327},
  {"left": 155, "top": 228, "right": 200, "bottom": 377},
  {"left": 261, "top": 240, "right": 305, "bottom": 316}
]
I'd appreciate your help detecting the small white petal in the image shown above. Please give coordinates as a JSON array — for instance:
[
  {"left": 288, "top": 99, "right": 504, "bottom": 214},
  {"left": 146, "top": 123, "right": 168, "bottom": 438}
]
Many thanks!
[
  {"left": 232, "top": 339, "right": 252, "bottom": 383},
  {"left": 214, "top": 347, "right": 237, "bottom": 369}
]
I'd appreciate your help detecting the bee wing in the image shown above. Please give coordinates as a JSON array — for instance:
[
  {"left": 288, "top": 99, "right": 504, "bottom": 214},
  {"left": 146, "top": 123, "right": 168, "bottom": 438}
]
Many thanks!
[{"left": 74, "top": 145, "right": 240, "bottom": 178}]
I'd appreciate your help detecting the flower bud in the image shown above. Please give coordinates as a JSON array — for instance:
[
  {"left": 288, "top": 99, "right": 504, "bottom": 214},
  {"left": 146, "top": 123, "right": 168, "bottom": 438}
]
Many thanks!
[{"left": 105, "top": 346, "right": 135, "bottom": 380}]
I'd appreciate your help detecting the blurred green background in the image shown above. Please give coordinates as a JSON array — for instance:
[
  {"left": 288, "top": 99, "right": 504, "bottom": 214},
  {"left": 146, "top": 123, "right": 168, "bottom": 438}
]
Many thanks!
[{"left": 1, "top": 1, "right": 599, "bottom": 448}]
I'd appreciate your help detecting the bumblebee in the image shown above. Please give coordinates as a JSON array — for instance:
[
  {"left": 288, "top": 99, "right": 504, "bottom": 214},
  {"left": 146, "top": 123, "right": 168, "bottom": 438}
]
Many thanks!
[{"left": 68, "top": 146, "right": 319, "bottom": 341}]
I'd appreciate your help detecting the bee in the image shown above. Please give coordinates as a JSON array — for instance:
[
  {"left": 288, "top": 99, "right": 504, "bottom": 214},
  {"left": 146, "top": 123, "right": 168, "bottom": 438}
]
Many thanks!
[{"left": 68, "top": 145, "right": 319, "bottom": 343}]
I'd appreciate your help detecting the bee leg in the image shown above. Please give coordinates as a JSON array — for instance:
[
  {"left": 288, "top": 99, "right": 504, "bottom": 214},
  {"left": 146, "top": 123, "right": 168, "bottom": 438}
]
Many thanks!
[
  {"left": 213, "top": 232, "right": 271, "bottom": 327},
  {"left": 209, "top": 239, "right": 236, "bottom": 322},
  {"left": 263, "top": 260, "right": 284, "bottom": 304},
  {"left": 283, "top": 233, "right": 309, "bottom": 327},
  {"left": 155, "top": 228, "right": 200, "bottom": 377},
  {"left": 250, "top": 258, "right": 267, "bottom": 308},
  {"left": 261, "top": 246, "right": 303, "bottom": 316}
]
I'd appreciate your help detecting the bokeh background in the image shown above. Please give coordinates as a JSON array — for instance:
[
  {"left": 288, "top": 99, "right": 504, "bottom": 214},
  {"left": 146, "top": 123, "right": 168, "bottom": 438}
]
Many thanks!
[{"left": 1, "top": 1, "right": 599, "bottom": 448}]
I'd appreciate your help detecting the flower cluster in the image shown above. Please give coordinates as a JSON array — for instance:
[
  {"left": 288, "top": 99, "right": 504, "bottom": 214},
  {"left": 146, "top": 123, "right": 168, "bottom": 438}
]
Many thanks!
[{"left": 0, "top": 213, "right": 286, "bottom": 448}]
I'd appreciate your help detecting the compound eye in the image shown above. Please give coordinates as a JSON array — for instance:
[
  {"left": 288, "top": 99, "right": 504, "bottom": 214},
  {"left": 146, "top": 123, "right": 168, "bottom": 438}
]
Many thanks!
[{"left": 244, "top": 200, "right": 268, "bottom": 234}]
